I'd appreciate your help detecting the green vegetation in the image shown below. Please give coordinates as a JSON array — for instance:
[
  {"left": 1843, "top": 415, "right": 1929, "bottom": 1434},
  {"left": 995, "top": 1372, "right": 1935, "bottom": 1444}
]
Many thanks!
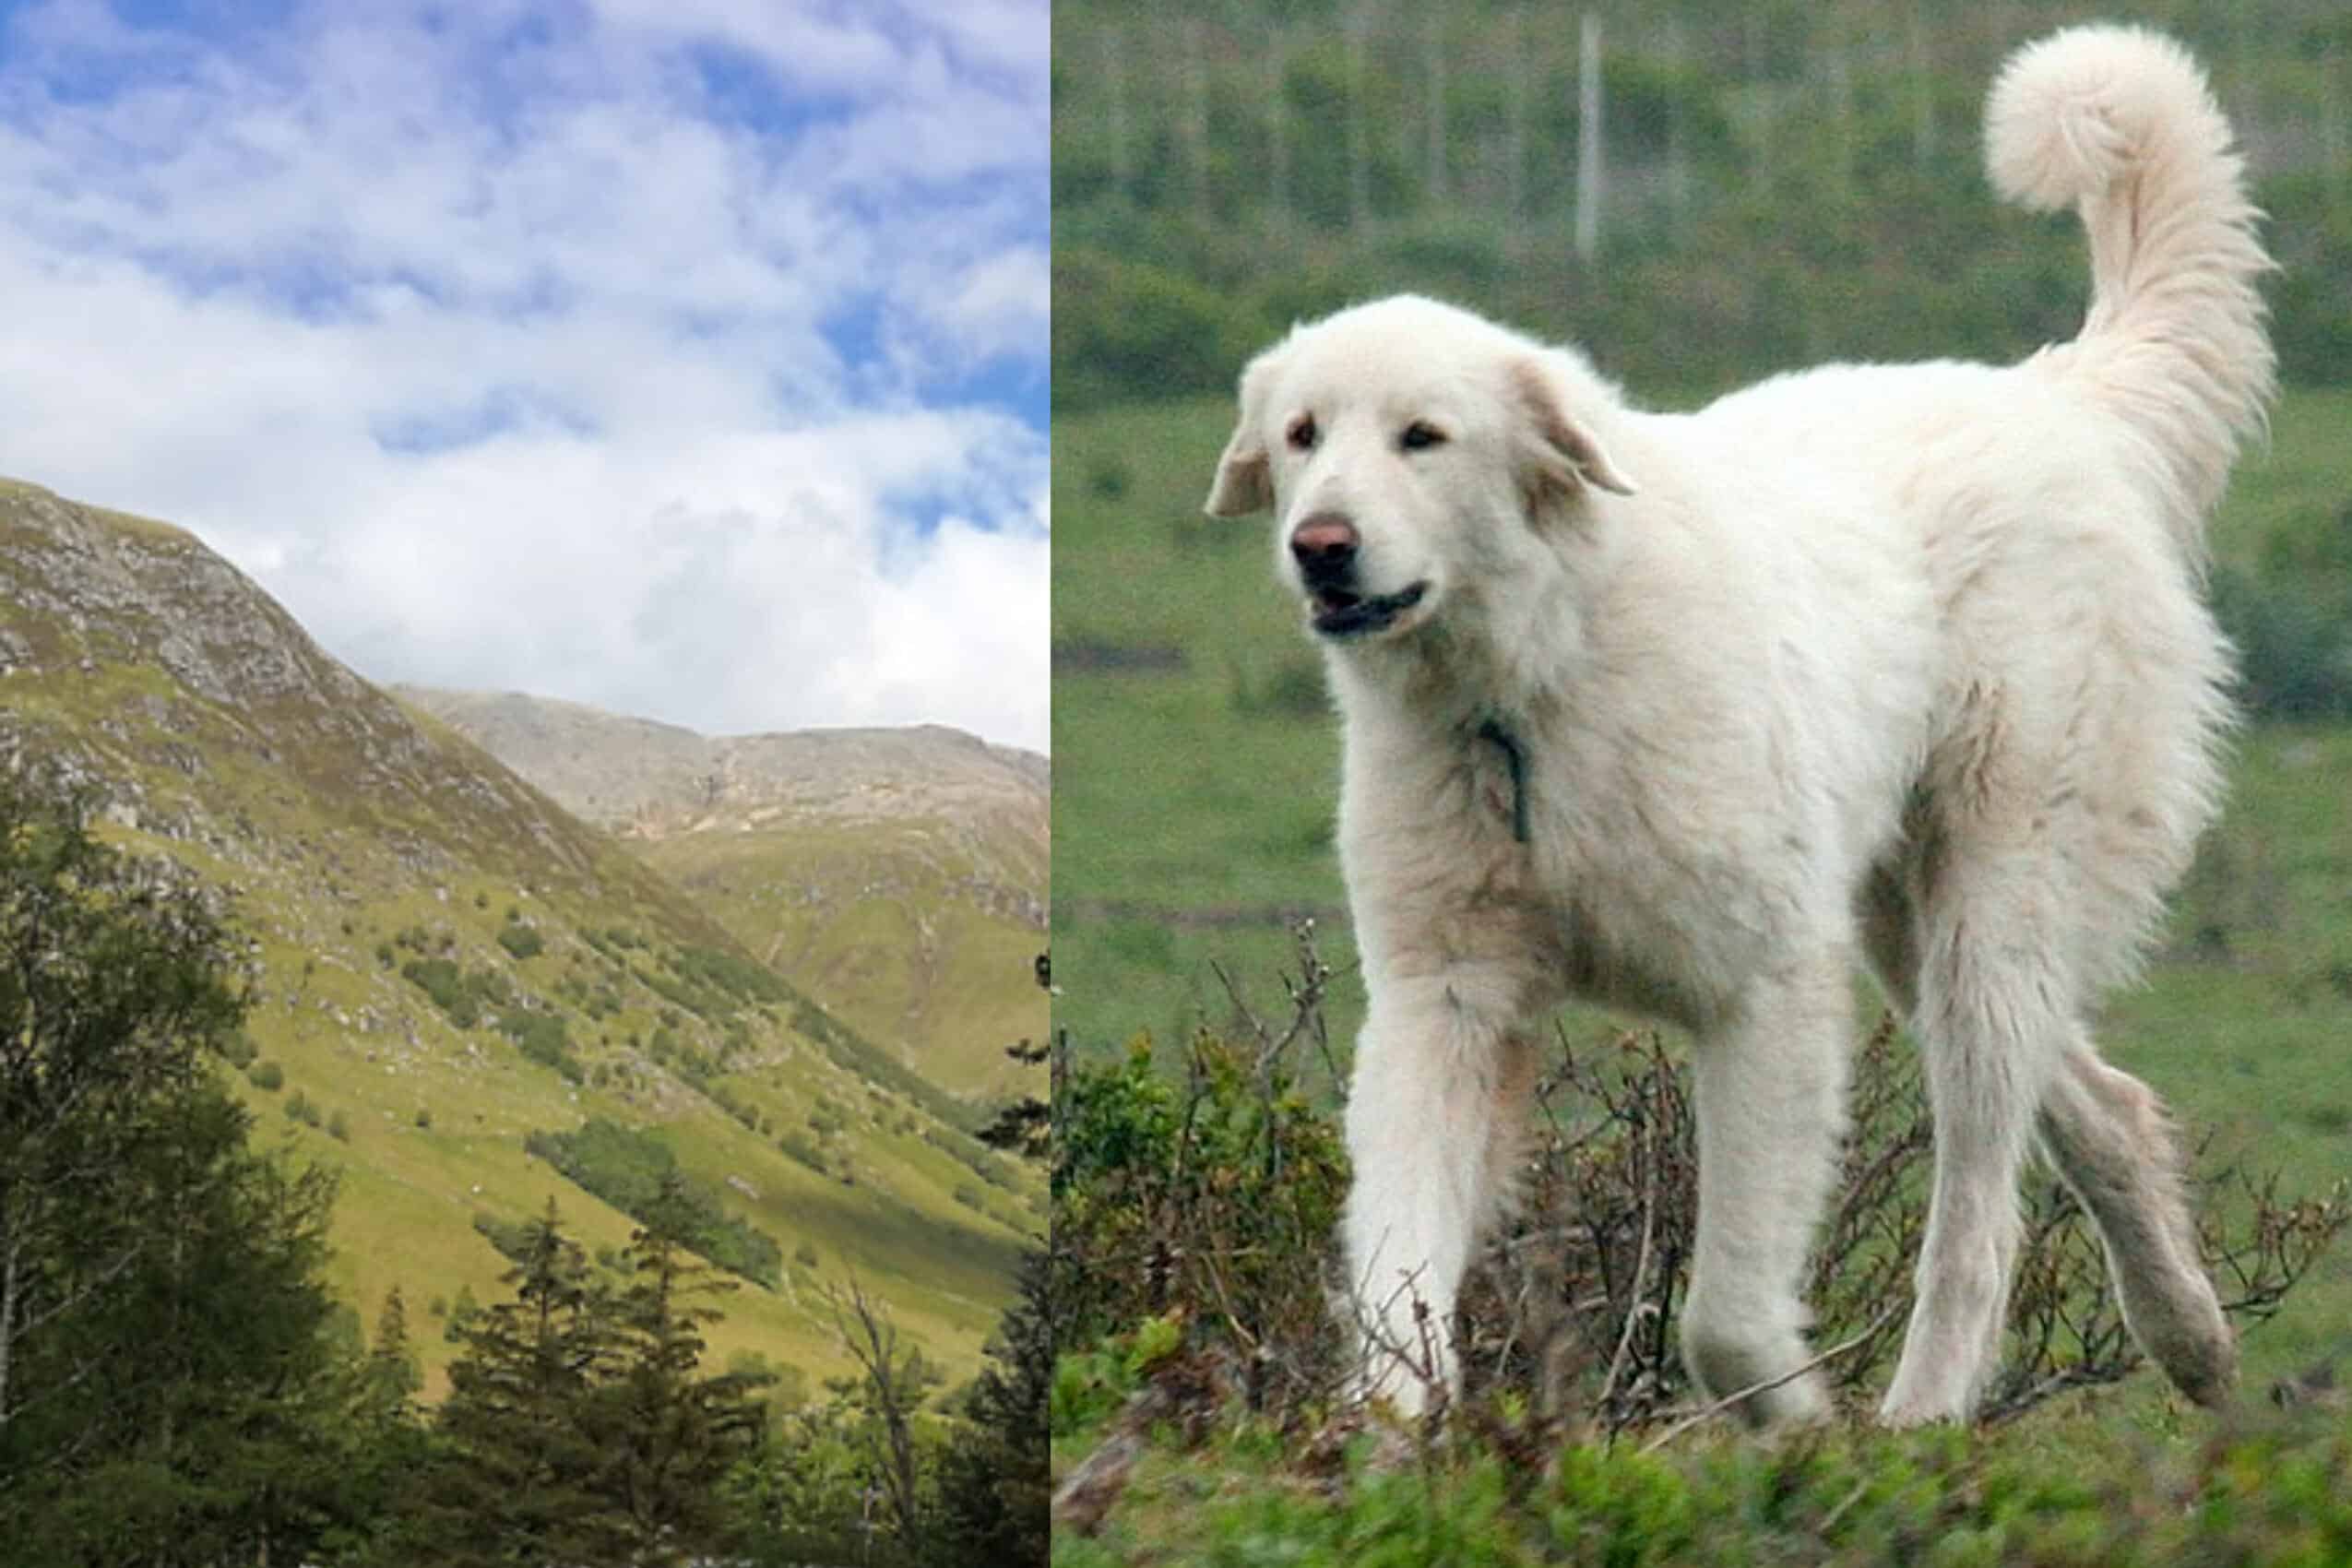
[
  {"left": 0, "top": 766, "right": 1047, "bottom": 1563},
  {"left": 1055, "top": 1414, "right": 2352, "bottom": 1566},
  {"left": 525, "top": 1117, "right": 785, "bottom": 1289},
  {"left": 1048, "top": 982, "right": 2347, "bottom": 1562},
  {"left": 0, "top": 768, "right": 382, "bottom": 1562},
  {"left": 615, "top": 800, "right": 1051, "bottom": 1106},
  {"left": 792, "top": 996, "right": 989, "bottom": 1134},
  {"left": 496, "top": 1004, "right": 585, "bottom": 1082},
  {"left": 493, "top": 918, "right": 543, "bottom": 960},
  {"left": 1054, "top": 2, "right": 2352, "bottom": 412},
  {"left": 398, "top": 955, "right": 509, "bottom": 1031}
]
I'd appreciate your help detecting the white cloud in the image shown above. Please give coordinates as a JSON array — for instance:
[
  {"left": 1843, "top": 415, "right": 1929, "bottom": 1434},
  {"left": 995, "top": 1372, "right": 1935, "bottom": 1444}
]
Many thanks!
[{"left": 0, "top": 0, "right": 1048, "bottom": 753}]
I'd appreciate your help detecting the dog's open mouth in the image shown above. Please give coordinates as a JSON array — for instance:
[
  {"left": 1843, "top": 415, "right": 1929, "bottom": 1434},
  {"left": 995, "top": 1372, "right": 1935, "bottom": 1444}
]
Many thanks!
[{"left": 1310, "top": 581, "right": 1428, "bottom": 638}]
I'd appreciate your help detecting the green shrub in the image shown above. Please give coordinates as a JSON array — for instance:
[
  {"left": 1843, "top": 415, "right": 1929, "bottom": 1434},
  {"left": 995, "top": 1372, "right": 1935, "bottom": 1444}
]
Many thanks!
[
  {"left": 398, "top": 956, "right": 509, "bottom": 1029},
  {"left": 1054, "top": 1028, "right": 1348, "bottom": 1391},
  {"left": 524, "top": 1118, "right": 782, "bottom": 1289},
  {"left": 778, "top": 1133, "right": 828, "bottom": 1175},
  {"left": 498, "top": 1006, "right": 584, "bottom": 1082},
  {"left": 496, "top": 921, "right": 544, "bottom": 960},
  {"left": 327, "top": 1109, "right": 350, "bottom": 1143},
  {"left": 1051, "top": 246, "right": 1271, "bottom": 411},
  {"left": 246, "top": 1060, "right": 284, "bottom": 1092}
]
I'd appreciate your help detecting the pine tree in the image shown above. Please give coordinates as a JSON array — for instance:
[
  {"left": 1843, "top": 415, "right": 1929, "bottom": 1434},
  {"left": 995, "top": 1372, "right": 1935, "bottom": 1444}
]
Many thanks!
[
  {"left": 362, "top": 1284, "right": 424, "bottom": 1419},
  {"left": 411, "top": 1199, "right": 626, "bottom": 1566},
  {"left": 591, "top": 1172, "right": 770, "bottom": 1564}
]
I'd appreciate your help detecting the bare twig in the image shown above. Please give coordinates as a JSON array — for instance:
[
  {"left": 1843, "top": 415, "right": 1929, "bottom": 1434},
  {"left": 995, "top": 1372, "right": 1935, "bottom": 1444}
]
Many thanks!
[
  {"left": 1595, "top": 1118, "right": 1658, "bottom": 1421},
  {"left": 1637, "top": 1307, "right": 1897, "bottom": 1454}
]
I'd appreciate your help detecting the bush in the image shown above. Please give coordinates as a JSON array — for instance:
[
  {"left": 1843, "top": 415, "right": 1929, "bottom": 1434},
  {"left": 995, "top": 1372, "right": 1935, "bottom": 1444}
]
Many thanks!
[
  {"left": 1053, "top": 940, "right": 1350, "bottom": 1403},
  {"left": 523, "top": 1118, "right": 783, "bottom": 1289},
  {"left": 246, "top": 1060, "right": 285, "bottom": 1092},
  {"left": 778, "top": 1132, "right": 828, "bottom": 1175},
  {"left": 495, "top": 921, "right": 544, "bottom": 961},
  {"left": 399, "top": 956, "right": 508, "bottom": 1030},
  {"left": 283, "top": 1088, "right": 322, "bottom": 1129},
  {"left": 413, "top": 1106, "right": 433, "bottom": 1130},
  {"left": 498, "top": 1006, "right": 583, "bottom": 1083},
  {"left": 1051, "top": 246, "right": 1271, "bottom": 412},
  {"left": 327, "top": 1109, "right": 350, "bottom": 1143},
  {"left": 2209, "top": 563, "right": 2352, "bottom": 719}
]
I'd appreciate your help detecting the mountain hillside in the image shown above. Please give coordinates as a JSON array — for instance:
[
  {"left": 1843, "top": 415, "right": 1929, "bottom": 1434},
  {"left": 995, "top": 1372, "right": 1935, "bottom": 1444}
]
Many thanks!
[
  {"left": 397, "top": 686, "right": 1050, "bottom": 1100},
  {"left": 0, "top": 476, "right": 1039, "bottom": 1396}
]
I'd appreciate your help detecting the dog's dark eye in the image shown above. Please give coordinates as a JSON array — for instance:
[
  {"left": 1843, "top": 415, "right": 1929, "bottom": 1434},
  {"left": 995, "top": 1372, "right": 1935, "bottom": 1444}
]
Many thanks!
[
  {"left": 1399, "top": 422, "right": 1446, "bottom": 452},
  {"left": 1287, "top": 414, "right": 1318, "bottom": 451}
]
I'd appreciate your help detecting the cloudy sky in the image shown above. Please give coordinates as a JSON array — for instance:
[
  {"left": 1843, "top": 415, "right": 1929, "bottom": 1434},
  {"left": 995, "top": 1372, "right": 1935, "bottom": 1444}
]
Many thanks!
[{"left": 0, "top": 0, "right": 1048, "bottom": 753}]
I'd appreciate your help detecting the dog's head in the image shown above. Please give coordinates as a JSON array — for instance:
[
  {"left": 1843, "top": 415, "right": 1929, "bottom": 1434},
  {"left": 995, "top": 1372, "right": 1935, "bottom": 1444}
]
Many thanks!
[{"left": 1204, "top": 294, "right": 1637, "bottom": 648}]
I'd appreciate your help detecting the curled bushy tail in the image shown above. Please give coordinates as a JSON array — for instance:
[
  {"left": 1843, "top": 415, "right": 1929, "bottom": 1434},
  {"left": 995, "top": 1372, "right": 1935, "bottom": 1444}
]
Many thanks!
[{"left": 1986, "top": 26, "right": 2275, "bottom": 549}]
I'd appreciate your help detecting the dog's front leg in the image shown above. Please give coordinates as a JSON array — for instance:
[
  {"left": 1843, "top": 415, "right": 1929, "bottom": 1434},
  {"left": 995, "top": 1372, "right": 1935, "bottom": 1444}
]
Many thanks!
[
  {"left": 1682, "top": 952, "right": 1853, "bottom": 1426},
  {"left": 1340, "top": 979, "right": 1535, "bottom": 1417}
]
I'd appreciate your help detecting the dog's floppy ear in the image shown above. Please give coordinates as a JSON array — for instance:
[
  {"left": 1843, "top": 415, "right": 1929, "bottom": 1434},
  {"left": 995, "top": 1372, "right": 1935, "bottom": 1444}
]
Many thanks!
[
  {"left": 1509, "top": 358, "right": 1638, "bottom": 501},
  {"left": 1204, "top": 347, "right": 1287, "bottom": 517}
]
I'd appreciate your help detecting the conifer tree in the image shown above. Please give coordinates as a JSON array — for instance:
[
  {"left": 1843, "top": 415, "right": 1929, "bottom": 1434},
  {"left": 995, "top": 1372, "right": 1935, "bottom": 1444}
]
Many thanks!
[
  {"left": 362, "top": 1284, "right": 424, "bottom": 1417},
  {"left": 593, "top": 1172, "right": 769, "bottom": 1564},
  {"left": 414, "top": 1199, "right": 625, "bottom": 1566}
]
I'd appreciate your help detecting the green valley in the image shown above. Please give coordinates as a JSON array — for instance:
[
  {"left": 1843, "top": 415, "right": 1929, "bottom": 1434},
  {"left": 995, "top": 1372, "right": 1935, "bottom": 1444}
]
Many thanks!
[{"left": 0, "top": 478, "right": 1039, "bottom": 1399}]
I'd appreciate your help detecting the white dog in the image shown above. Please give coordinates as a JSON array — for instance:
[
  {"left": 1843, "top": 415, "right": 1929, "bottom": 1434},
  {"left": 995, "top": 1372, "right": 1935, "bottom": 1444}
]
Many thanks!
[{"left": 1204, "top": 25, "right": 2273, "bottom": 1427}]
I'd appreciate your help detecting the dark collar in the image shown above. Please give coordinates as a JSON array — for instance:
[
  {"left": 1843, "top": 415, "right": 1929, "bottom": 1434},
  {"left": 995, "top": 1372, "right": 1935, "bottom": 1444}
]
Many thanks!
[{"left": 1475, "top": 716, "right": 1532, "bottom": 845}]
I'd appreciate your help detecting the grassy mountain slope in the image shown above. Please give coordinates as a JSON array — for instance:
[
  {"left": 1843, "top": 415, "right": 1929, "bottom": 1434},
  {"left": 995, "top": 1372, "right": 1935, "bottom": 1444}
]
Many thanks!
[
  {"left": 0, "top": 477, "right": 1038, "bottom": 1397},
  {"left": 398, "top": 687, "right": 1051, "bottom": 1101}
]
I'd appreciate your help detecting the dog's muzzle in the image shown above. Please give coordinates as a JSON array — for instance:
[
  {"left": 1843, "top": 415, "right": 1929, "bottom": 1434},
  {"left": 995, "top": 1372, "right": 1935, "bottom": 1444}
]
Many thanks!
[{"left": 1289, "top": 513, "right": 1428, "bottom": 638}]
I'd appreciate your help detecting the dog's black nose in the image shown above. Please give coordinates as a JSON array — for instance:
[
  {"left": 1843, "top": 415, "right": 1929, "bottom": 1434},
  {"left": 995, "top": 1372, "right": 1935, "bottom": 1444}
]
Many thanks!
[{"left": 1289, "top": 514, "right": 1360, "bottom": 581}]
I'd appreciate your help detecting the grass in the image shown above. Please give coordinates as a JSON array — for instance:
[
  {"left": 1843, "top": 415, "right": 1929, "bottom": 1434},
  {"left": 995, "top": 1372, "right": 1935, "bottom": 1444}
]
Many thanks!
[
  {"left": 1054, "top": 1398, "right": 2352, "bottom": 1566},
  {"left": 639, "top": 819, "right": 1050, "bottom": 1100}
]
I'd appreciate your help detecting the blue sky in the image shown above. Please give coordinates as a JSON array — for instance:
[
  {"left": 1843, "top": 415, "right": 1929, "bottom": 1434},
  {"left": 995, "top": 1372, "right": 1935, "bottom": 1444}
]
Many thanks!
[{"left": 0, "top": 0, "right": 1049, "bottom": 751}]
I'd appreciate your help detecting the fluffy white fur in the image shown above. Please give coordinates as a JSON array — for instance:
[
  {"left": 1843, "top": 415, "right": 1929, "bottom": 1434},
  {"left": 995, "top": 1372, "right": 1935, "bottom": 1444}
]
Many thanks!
[{"left": 1203, "top": 25, "right": 2275, "bottom": 1427}]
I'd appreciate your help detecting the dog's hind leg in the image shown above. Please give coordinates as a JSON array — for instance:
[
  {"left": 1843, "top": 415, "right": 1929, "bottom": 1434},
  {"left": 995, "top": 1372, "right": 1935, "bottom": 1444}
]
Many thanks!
[
  {"left": 1340, "top": 989, "right": 1536, "bottom": 1415},
  {"left": 2037, "top": 1040, "right": 2235, "bottom": 1405},
  {"left": 1881, "top": 849, "right": 2076, "bottom": 1424},
  {"left": 1682, "top": 947, "right": 1852, "bottom": 1426}
]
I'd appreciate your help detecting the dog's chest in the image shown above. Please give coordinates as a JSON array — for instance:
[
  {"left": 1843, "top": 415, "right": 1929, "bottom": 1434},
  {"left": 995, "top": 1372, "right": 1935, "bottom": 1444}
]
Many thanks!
[{"left": 1347, "top": 720, "right": 1741, "bottom": 1029}]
